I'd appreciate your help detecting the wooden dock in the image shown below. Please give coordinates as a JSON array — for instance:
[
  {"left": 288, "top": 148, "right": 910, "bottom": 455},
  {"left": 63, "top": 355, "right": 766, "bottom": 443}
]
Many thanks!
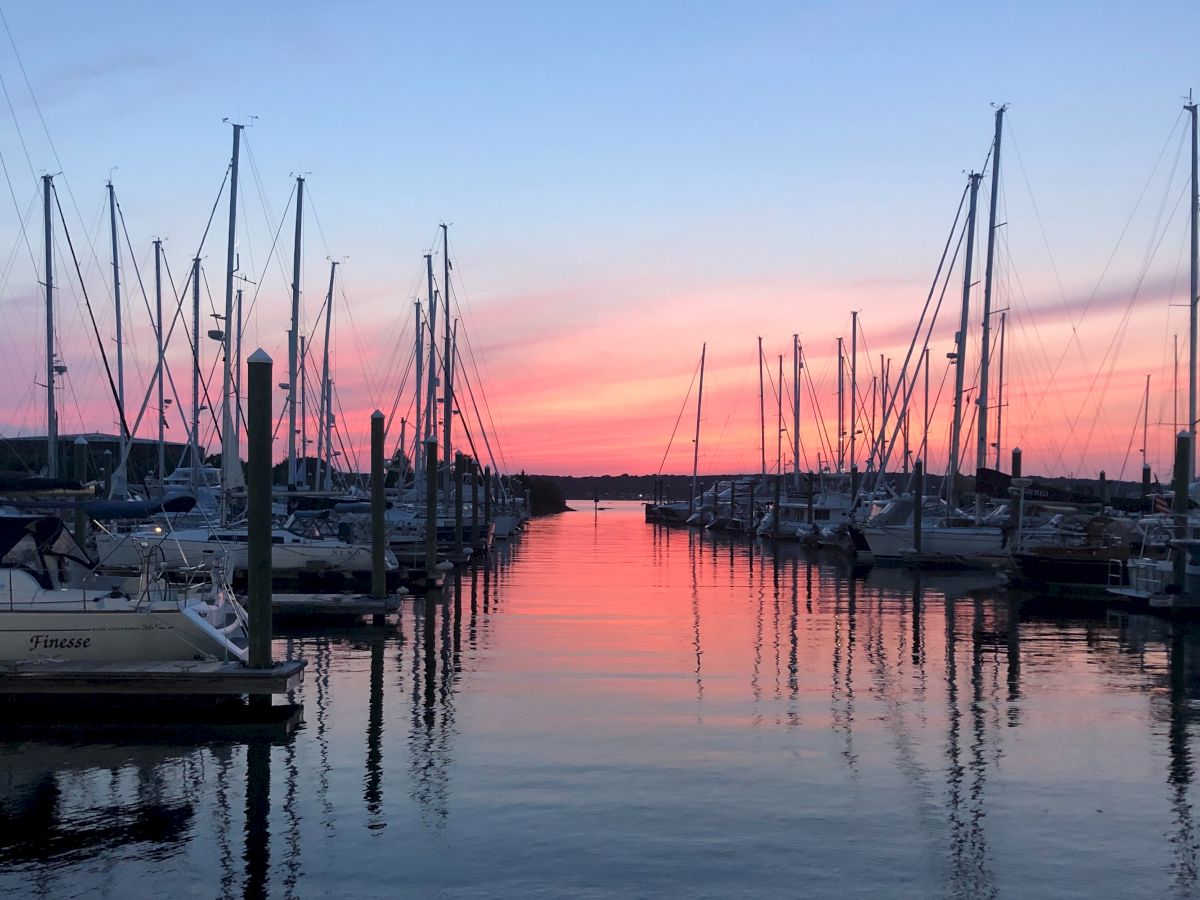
[
  {"left": 0, "top": 659, "right": 306, "bottom": 695},
  {"left": 403, "top": 568, "right": 445, "bottom": 592},
  {"left": 0, "top": 699, "right": 304, "bottom": 734},
  {"left": 272, "top": 593, "right": 401, "bottom": 619}
]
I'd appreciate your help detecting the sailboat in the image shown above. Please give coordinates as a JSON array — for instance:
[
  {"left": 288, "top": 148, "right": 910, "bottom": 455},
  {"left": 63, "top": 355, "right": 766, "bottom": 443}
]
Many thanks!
[
  {"left": 854, "top": 107, "right": 1010, "bottom": 564},
  {"left": 92, "top": 510, "right": 397, "bottom": 573},
  {"left": 0, "top": 515, "right": 246, "bottom": 663},
  {"left": 1108, "top": 99, "right": 1200, "bottom": 603},
  {"left": 648, "top": 345, "right": 706, "bottom": 525}
]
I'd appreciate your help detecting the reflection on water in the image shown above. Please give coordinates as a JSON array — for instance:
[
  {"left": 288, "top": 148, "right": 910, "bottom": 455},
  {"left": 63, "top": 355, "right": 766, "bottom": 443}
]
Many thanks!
[{"left": 3, "top": 503, "right": 1200, "bottom": 897}]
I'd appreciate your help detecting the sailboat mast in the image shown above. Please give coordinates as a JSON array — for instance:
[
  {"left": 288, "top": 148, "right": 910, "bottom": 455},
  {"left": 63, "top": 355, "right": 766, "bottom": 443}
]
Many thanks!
[
  {"left": 450, "top": 319, "right": 459, "bottom": 489},
  {"left": 43, "top": 174, "right": 56, "bottom": 478},
  {"left": 399, "top": 418, "right": 407, "bottom": 483},
  {"left": 850, "top": 311, "right": 858, "bottom": 474},
  {"left": 792, "top": 334, "right": 800, "bottom": 490},
  {"left": 424, "top": 253, "right": 437, "bottom": 446},
  {"left": 106, "top": 181, "right": 126, "bottom": 496},
  {"left": 316, "top": 261, "right": 336, "bottom": 492},
  {"left": 776, "top": 355, "right": 783, "bottom": 478},
  {"left": 288, "top": 176, "right": 304, "bottom": 491},
  {"left": 191, "top": 257, "right": 202, "bottom": 493},
  {"left": 976, "top": 105, "right": 1005, "bottom": 490},
  {"left": 949, "top": 172, "right": 982, "bottom": 513},
  {"left": 690, "top": 343, "right": 706, "bottom": 515},
  {"left": 299, "top": 334, "right": 307, "bottom": 488},
  {"left": 1188, "top": 96, "right": 1198, "bottom": 482},
  {"left": 413, "top": 299, "right": 423, "bottom": 476},
  {"left": 221, "top": 122, "right": 243, "bottom": 512},
  {"left": 442, "top": 223, "right": 452, "bottom": 493},
  {"left": 994, "top": 310, "right": 1007, "bottom": 470},
  {"left": 154, "top": 239, "right": 165, "bottom": 485},
  {"left": 878, "top": 354, "right": 888, "bottom": 482},
  {"left": 234, "top": 286, "right": 243, "bottom": 465},
  {"left": 873, "top": 374, "right": 883, "bottom": 472},
  {"left": 837, "top": 337, "right": 844, "bottom": 473},
  {"left": 1143, "top": 373, "right": 1151, "bottom": 470},
  {"left": 922, "top": 346, "right": 930, "bottom": 464},
  {"left": 324, "top": 376, "right": 334, "bottom": 490},
  {"left": 758, "top": 336, "right": 766, "bottom": 481}
]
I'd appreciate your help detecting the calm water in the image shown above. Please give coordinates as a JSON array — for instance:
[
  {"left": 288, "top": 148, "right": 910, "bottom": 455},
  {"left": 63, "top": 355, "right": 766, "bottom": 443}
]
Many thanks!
[{"left": 2, "top": 500, "right": 1199, "bottom": 898}]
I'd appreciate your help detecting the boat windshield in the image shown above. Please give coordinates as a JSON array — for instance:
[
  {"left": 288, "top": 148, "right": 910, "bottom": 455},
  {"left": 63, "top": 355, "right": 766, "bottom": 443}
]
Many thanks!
[{"left": 285, "top": 517, "right": 326, "bottom": 540}]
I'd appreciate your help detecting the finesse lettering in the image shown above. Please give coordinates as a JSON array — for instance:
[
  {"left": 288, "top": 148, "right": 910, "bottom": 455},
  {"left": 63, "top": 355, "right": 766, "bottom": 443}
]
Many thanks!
[{"left": 29, "top": 634, "right": 92, "bottom": 651}]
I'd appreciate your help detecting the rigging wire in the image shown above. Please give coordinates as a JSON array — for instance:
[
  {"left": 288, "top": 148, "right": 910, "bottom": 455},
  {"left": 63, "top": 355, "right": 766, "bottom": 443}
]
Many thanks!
[
  {"left": 443, "top": 232, "right": 514, "bottom": 474},
  {"left": 655, "top": 353, "right": 702, "bottom": 475},
  {"left": 51, "top": 183, "right": 129, "bottom": 439}
]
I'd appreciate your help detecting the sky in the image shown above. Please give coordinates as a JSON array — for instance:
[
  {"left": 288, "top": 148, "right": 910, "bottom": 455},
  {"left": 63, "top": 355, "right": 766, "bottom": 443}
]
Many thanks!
[{"left": 0, "top": 1, "right": 1197, "bottom": 479}]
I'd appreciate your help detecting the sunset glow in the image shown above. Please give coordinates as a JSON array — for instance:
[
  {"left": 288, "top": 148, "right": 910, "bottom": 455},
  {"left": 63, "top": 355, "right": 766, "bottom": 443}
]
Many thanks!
[{"left": 0, "top": 3, "right": 1194, "bottom": 481}]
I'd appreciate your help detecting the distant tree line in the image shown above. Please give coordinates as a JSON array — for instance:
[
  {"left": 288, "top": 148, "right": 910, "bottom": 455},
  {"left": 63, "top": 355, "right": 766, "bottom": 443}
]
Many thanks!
[{"left": 539, "top": 470, "right": 1168, "bottom": 511}]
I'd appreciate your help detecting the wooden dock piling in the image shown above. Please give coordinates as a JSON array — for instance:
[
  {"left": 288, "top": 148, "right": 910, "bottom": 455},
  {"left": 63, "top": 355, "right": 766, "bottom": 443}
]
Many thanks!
[
  {"left": 454, "top": 452, "right": 464, "bottom": 556},
  {"left": 425, "top": 436, "right": 438, "bottom": 574},
  {"left": 1173, "top": 432, "right": 1190, "bottom": 591},
  {"left": 370, "top": 410, "right": 386, "bottom": 621},
  {"left": 471, "top": 458, "right": 480, "bottom": 549},
  {"left": 370, "top": 413, "right": 386, "bottom": 590},
  {"left": 246, "top": 348, "right": 273, "bottom": 670},
  {"left": 913, "top": 459, "right": 924, "bottom": 555},
  {"left": 484, "top": 464, "right": 492, "bottom": 537}
]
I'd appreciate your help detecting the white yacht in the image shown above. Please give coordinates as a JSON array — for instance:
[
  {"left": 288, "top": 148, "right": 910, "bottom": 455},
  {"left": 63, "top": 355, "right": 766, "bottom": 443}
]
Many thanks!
[
  {"left": 756, "top": 489, "right": 854, "bottom": 540},
  {"left": 93, "top": 514, "right": 397, "bottom": 575},
  {"left": 0, "top": 516, "right": 247, "bottom": 664},
  {"left": 850, "top": 495, "right": 1009, "bottom": 564}
]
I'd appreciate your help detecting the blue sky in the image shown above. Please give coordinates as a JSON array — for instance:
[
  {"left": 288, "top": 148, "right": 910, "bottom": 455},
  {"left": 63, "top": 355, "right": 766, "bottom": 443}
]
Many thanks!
[{"left": 0, "top": 2, "right": 1197, "bottom": 475}]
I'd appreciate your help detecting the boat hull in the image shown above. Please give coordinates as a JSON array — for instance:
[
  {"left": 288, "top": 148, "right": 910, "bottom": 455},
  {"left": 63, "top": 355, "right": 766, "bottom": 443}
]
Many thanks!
[
  {"left": 854, "top": 524, "right": 1007, "bottom": 561},
  {"left": 1012, "top": 551, "right": 1127, "bottom": 589},
  {"left": 0, "top": 607, "right": 243, "bottom": 663}
]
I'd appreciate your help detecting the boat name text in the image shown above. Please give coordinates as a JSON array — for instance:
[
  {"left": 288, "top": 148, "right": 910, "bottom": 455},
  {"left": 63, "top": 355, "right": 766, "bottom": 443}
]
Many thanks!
[{"left": 29, "top": 634, "right": 92, "bottom": 650}]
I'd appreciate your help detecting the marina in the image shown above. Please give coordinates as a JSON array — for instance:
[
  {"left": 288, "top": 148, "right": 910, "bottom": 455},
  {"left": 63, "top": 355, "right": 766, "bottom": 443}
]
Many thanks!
[
  {"left": 3, "top": 504, "right": 1200, "bottom": 896},
  {"left": 1, "top": 3, "right": 1200, "bottom": 897}
]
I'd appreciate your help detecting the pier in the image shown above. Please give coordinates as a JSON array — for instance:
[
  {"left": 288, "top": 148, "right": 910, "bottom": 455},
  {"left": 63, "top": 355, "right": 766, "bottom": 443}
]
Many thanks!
[{"left": 0, "top": 658, "right": 304, "bottom": 695}]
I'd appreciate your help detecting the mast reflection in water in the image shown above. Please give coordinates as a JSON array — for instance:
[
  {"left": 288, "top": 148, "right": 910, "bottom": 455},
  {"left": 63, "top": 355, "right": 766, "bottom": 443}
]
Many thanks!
[{"left": 1, "top": 501, "right": 1199, "bottom": 897}]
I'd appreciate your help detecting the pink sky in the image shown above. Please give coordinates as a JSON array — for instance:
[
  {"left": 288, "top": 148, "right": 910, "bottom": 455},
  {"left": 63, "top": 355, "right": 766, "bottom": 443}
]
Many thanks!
[
  {"left": 0, "top": 223, "right": 1182, "bottom": 483},
  {"left": 0, "top": 3, "right": 1194, "bottom": 482}
]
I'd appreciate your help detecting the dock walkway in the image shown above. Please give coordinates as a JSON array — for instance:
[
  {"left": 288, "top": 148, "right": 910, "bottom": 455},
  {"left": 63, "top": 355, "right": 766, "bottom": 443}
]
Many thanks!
[{"left": 0, "top": 659, "right": 305, "bottom": 695}]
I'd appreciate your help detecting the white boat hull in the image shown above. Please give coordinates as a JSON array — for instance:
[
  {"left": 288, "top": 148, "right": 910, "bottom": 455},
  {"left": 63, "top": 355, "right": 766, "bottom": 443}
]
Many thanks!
[
  {"left": 0, "top": 607, "right": 243, "bottom": 663},
  {"left": 493, "top": 513, "right": 520, "bottom": 539},
  {"left": 857, "top": 524, "right": 1006, "bottom": 561}
]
